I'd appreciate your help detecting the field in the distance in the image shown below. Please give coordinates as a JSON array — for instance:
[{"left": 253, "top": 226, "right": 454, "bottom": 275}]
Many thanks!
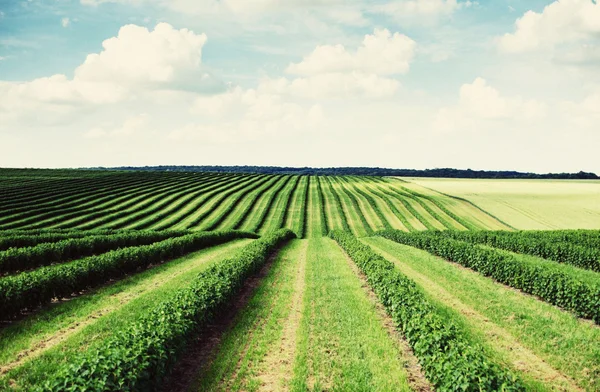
[
  {"left": 0, "top": 168, "right": 598, "bottom": 391},
  {"left": 407, "top": 177, "right": 600, "bottom": 230}
]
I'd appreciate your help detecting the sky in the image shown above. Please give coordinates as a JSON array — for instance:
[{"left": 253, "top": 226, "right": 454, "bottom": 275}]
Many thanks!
[{"left": 0, "top": 0, "right": 599, "bottom": 173}]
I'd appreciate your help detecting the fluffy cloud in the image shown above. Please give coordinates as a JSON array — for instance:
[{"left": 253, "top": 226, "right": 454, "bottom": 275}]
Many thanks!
[
  {"left": 174, "top": 87, "right": 323, "bottom": 142},
  {"left": 0, "top": 23, "right": 217, "bottom": 123},
  {"left": 61, "top": 18, "right": 70, "bottom": 28},
  {"left": 287, "top": 28, "right": 415, "bottom": 75},
  {"left": 561, "top": 92, "right": 600, "bottom": 128},
  {"left": 499, "top": 0, "right": 600, "bottom": 54},
  {"left": 84, "top": 114, "right": 149, "bottom": 138},
  {"left": 433, "top": 77, "right": 546, "bottom": 132},
  {"left": 254, "top": 29, "right": 414, "bottom": 99},
  {"left": 373, "top": 0, "right": 472, "bottom": 22}
]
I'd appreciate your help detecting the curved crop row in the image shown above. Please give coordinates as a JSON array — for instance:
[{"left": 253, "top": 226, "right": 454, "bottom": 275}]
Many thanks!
[
  {"left": 152, "top": 174, "right": 256, "bottom": 231},
  {"left": 196, "top": 175, "right": 275, "bottom": 231},
  {"left": 0, "top": 230, "right": 258, "bottom": 319},
  {"left": 40, "top": 229, "right": 295, "bottom": 391},
  {"left": 76, "top": 175, "right": 219, "bottom": 231},
  {"left": 316, "top": 176, "right": 329, "bottom": 235},
  {"left": 299, "top": 176, "right": 311, "bottom": 238},
  {"left": 439, "top": 230, "right": 600, "bottom": 272},
  {"left": 0, "top": 174, "right": 195, "bottom": 230},
  {"left": 183, "top": 175, "right": 264, "bottom": 230},
  {"left": 364, "top": 185, "right": 415, "bottom": 231},
  {"left": 330, "top": 230, "right": 523, "bottom": 391},
  {"left": 376, "top": 188, "right": 437, "bottom": 230},
  {"left": 272, "top": 175, "right": 301, "bottom": 232},
  {"left": 228, "top": 176, "right": 284, "bottom": 230},
  {"left": 246, "top": 175, "right": 293, "bottom": 233},
  {"left": 333, "top": 177, "right": 374, "bottom": 235},
  {"left": 0, "top": 230, "right": 124, "bottom": 251},
  {"left": 499, "top": 230, "right": 600, "bottom": 251},
  {"left": 378, "top": 230, "right": 600, "bottom": 324},
  {"left": 399, "top": 186, "right": 479, "bottom": 230},
  {"left": 0, "top": 174, "right": 156, "bottom": 226},
  {"left": 127, "top": 174, "right": 238, "bottom": 230},
  {"left": 324, "top": 177, "right": 351, "bottom": 231},
  {"left": 389, "top": 188, "right": 456, "bottom": 230},
  {"left": 0, "top": 230, "right": 188, "bottom": 274},
  {"left": 344, "top": 178, "right": 393, "bottom": 230}
]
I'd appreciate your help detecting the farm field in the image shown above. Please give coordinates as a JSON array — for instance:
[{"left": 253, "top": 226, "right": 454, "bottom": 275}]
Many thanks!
[
  {"left": 405, "top": 177, "right": 600, "bottom": 230},
  {"left": 0, "top": 169, "right": 599, "bottom": 391}
]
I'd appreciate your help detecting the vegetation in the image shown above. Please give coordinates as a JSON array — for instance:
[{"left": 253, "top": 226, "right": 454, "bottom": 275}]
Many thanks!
[{"left": 0, "top": 168, "right": 598, "bottom": 391}]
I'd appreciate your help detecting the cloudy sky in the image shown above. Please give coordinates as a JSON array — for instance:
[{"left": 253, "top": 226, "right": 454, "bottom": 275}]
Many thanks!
[{"left": 0, "top": 0, "right": 599, "bottom": 172}]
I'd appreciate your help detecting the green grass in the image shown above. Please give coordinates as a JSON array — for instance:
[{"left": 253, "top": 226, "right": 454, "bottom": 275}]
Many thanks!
[
  {"left": 192, "top": 239, "right": 307, "bottom": 391},
  {"left": 290, "top": 238, "right": 411, "bottom": 391},
  {"left": 407, "top": 177, "right": 600, "bottom": 230},
  {"left": 363, "top": 237, "right": 600, "bottom": 391},
  {"left": 0, "top": 239, "right": 253, "bottom": 390}
]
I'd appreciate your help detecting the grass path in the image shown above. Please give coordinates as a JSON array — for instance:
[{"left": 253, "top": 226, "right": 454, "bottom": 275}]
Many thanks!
[
  {"left": 363, "top": 237, "right": 600, "bottom": 391},
  {"left": 290, "top": 238, "right": 411, "bottom": 391},
  {"left": 0, "top": 240, "right": 253, "bottom": 390}
]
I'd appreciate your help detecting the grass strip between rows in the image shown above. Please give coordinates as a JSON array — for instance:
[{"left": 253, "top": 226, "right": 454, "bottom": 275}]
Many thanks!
[
  {"left": 0, "top": 230, "right": 258, "bottom": 320},
  {"left": 439, "top": 230, "right": 600, "bottom": 272},
  {"left": 329, "top": 230, "right": 524, "bottom": 391},
  {"left": 39, "top": 229, "right": 296, "bottom": 392},
  {"left": 377, "top": 230, "right": 600, "bottom": 324}
]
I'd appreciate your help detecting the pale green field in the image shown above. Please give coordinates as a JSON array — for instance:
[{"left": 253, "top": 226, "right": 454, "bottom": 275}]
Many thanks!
[{"left": 404, "top": 177, "right": 600, "bottom": 230}]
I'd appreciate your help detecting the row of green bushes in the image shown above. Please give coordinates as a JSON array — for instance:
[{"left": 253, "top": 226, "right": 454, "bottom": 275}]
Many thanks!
[
  {"left": 366, "top": 186, "right": 416, "bottom": 231},
  {"left": 0, "top": 230, "right": 189, "bottom": 274},
  {"left": 378, "top": 230, "right": 600, "bottom": 324},
  {"left": 0, "top": 230, "right": 258, "bottom": 319},
  {"left": 346, "top": 179, "right": 393, "bottom": 230},
  {"left": 316, "top": 177, "right": 329, "bottom": 234},
  {"left": 0, "top": 230, "right": 121, "bottom": 251},
  {"left": 40, "top": 229, "right": 295, "bottom": 391},
  {"left": 335, "top": 178, "right": 373, "bottom": 235},
  {"left": 330, "top": 230, "right": 523, "bottom": 391},
  {"left": 437, "top": 230, "right": 600, "bottom": 272}
]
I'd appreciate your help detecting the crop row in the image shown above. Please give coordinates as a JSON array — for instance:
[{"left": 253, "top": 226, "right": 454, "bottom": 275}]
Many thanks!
[
  {"left": 40, "top": 229, "right": 295, "bottom": 391},
  {"left": 324, "top": 177, "right": 351, "bottom": 231},
  {"left": 330, "top": 230, "right": 523, "bottom": 391},
  {"left": 377, "top": 230, "right": 600, "bottom": 324},
  {"left": 0, "top": 230, "right": 189, "bottom": 274},
  {"left": 344, "top": 178, "right": 393, "bottom": 230},
  {"left": 0, "top": 229, "right": 125, "bottom": 251},
  {"left": 316, "top": 177, "right": 329, "bottom": 235},
  {"left": 0, "top": 230, "right": 258, "bottom": 319},
  {"left": 334, "top": 178, "right": 374, "bottom": 235},
  {"left": 438, "top": 230, "right": 600, "bottom": 272},
  {"left": 246, "top": 175, "right": 293, "bottom": 233}
]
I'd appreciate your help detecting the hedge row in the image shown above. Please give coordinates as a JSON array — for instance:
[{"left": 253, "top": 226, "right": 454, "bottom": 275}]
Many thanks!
[
  {"left": 330, "top": 230, "right": 523, "bottom": 391},
  {"left": 438, "top": 230, "right": 600, "bottom": 272},
  {"left": 247, "top": 176, "right": 293, "bottom": 233},
  {"left": 0, "top": 230, "right": 121, "bottom": 251},
  {"left": 0, "top": 230, "right": 189, "bottom": 274},
  {"left": 40, "top": 229, "right": 295, "bottom": 391},
  {"left": 0, "top": 230, "right": 258, "bottom": 319},
  {"left": 325, "top": 177, "right": 351, "bottom": 232},
  {"left": 378, "top": 230, "right": 600, "bottom": 324}
]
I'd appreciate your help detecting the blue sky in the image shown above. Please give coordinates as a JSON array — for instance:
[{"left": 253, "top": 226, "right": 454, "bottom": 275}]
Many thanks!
[{"left": 0, "top": 0, "right": 598, "bottom": 173}]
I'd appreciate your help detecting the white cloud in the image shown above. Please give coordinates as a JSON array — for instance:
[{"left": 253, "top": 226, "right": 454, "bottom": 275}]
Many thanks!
[
  {"left": 61, "top": 17, "right": 70, "bottom": 27},
  {"left": 561, "top": 92, "right": 600, "bottom": 128},
  {"left": 0, "top": 23, "right": 217, "bottom": 123},
  {"left": 433, "top": 77, "right": 546, "bottom": 132},
  {"left": 175, "top": 87, "right": 324, "bottom": 142},
  {"left": 259, "top": 72, "right": 400, "bottom": 99},
  {"left": 499, "top": 0, "right": 600, "bottom": 54},
  {"left": 254, "top": 28, "right": 414, "bottom": 99},
  {"left": 287, "top": 28, "right": 415, "bottom": 76},
  {"left": 84, "top": 114, "right": 148, "bottom": 138},
  {"left": 373, "top": 0, "right": 472, "bottom": 23}
]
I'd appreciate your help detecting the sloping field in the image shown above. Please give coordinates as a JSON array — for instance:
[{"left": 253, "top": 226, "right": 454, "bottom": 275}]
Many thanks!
[
  {"left": 0, "top": 169, "right": 598, "bottom": 391},
  {"left": 0, "top": 169, "right": 511, "bottom": 236},
  {"left": 405, "top": 177, "right": 600, "bottom": 230}
]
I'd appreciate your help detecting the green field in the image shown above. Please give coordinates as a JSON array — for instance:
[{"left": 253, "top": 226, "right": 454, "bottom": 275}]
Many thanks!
[
  {"left": 406, "top": 177, "right": 600, "bottom": 230},
  {"left": 0, "top": 168, "right": 598, "bottom": 391}
]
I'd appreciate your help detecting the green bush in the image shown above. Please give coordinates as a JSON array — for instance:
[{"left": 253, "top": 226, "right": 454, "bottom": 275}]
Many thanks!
[
  {"left": 0, "top": 230, "right": 258, "bottom": 319},
  {"left": 378, "top": 230, "right": 600, "bottom": 324},
  {"left": 330, "top": 230, "right": 523, "bottom": 391},
  {"left": 0, "top": 230, "right": 189, "bottom": 274},
  {"left": 40, "top": 229, "right": 295, "bottom": 391}
]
